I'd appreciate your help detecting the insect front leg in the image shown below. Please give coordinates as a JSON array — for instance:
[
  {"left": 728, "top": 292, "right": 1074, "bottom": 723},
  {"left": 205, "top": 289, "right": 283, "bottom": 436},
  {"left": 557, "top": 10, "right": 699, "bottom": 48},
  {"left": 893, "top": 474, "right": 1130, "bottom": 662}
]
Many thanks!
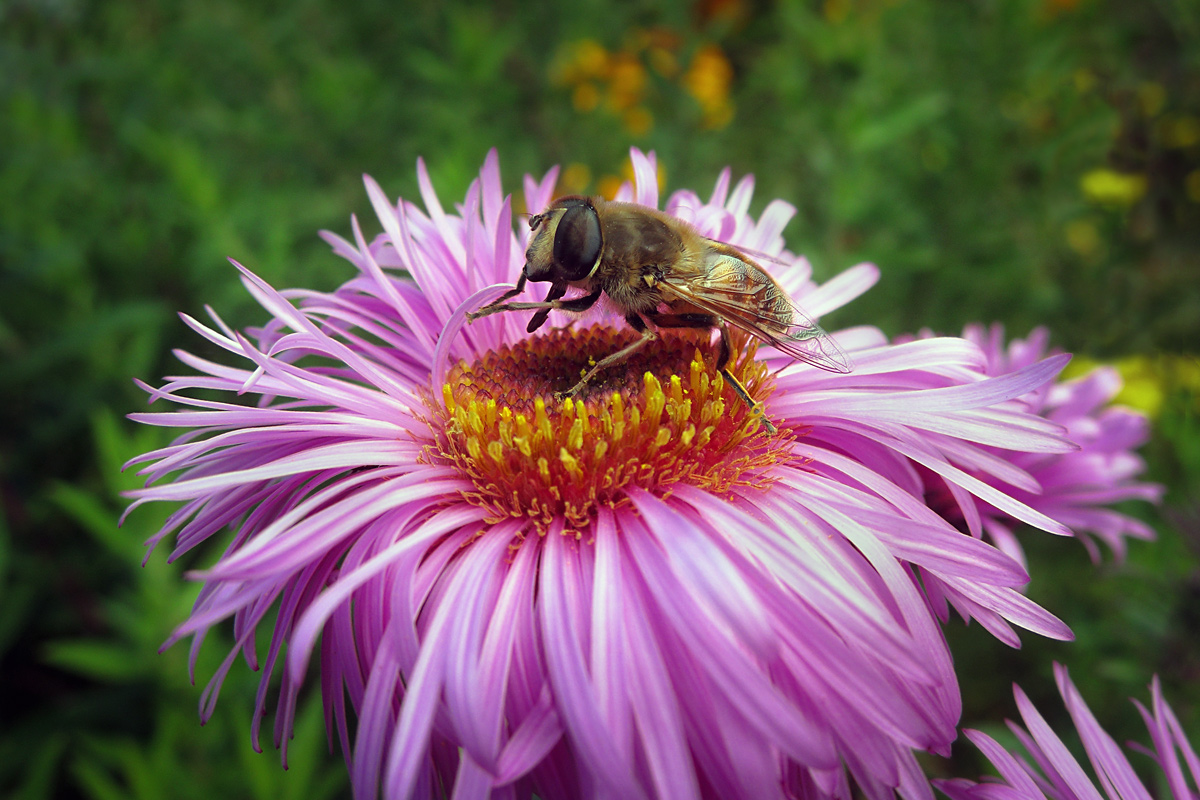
[
  {"left": 526, "top": 288, "right": 601, "bottom": 333},
  {"left": 466, "top": 272, "right": 530, "bottom": 321},
  {"left": 558, "top": 313, "right": 657, "bottom": 399},
  {"left": 466, "top": 282, "right": 604, "bottom": 332}
]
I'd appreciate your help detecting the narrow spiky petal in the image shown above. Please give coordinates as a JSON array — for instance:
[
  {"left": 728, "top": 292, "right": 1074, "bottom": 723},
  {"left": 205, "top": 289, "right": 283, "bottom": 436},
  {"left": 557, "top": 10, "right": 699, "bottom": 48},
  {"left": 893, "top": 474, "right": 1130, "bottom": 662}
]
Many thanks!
[
  {"left": 906, "top": 324, "right": 1162, "bottom": 568},
  {"left": 937, "top": 664, "right": 1199, "bottom": 800}
]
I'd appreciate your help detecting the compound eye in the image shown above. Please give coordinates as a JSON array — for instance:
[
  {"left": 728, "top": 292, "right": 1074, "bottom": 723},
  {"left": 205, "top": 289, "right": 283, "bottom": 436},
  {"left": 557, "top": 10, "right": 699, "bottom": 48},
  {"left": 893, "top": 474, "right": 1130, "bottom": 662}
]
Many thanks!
[{"left": 552, "top": 203, "right": 602, "bottom": 281}]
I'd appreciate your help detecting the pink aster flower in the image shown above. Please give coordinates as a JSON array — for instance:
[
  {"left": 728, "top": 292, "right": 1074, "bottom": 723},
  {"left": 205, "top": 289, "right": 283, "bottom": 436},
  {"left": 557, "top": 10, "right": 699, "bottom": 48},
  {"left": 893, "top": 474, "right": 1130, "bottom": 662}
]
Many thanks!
[
  {"left": 126, "top": 149, "right": 1084, "bottom": 799},
  {"left": 913, "top": 324, "right": 1162, "bottom": 566},
  {"left": 937, "top": 663, "right": 1200, "bottom": 800}
]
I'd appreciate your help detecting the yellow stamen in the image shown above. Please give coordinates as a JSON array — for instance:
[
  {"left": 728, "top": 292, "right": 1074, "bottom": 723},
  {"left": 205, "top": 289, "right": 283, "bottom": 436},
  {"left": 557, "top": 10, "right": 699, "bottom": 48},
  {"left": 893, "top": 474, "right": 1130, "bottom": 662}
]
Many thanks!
[{"left": 424, "top": 325, "right": 792, "bottom": 532}]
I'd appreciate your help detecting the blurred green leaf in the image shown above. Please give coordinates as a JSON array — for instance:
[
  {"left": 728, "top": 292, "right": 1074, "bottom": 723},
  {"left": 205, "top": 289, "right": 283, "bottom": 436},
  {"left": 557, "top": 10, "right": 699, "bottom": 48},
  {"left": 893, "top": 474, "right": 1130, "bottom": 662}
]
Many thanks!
[
  {"left": 50, "top": 482, "right": 131, "bottom": 559},
  {"left": 0, "top": 732, "right": 67, "bottom": 800},
  {"left": 848, "top": 92, "right": 949, "bottom": 154},
  {"left": 42, "top": 640, "right": 147, "bottom": 683}
]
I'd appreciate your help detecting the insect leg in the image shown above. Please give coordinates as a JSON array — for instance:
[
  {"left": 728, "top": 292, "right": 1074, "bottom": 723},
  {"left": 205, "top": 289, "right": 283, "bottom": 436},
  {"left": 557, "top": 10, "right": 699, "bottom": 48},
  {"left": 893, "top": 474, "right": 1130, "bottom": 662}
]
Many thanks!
[
  {"left": 650, "top": 317, "right": 776, "bottom": 434},
  {"left": 616, "top": 312, "right": 776, "bottom": 433},
  {"left": 643, "top": 312, "right": 716, "bottom": 331},
  {"left": 714, "top": 320, "right": 777, "bottom": 434},
  {"left": 466, "top": 273, "right": 529, "bottom": 321},
  {"left": 526, "top": 288, "right": 601, "bottom": 333},
  {"left": 468, "top": 282, "right": 600, "bottom": 327},
  {"left": 522, "top": 282, "right": 569, "bottom": 333},
  {"left": 559, "top": 313, "right": 657, "bottom": 399}
]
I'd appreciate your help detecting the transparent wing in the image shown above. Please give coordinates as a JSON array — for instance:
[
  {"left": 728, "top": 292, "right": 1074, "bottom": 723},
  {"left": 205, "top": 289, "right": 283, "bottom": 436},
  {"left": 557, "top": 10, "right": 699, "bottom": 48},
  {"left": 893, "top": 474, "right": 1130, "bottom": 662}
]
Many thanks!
[{"left": 659, "top": 248, "right": 852, "bottom": 374}]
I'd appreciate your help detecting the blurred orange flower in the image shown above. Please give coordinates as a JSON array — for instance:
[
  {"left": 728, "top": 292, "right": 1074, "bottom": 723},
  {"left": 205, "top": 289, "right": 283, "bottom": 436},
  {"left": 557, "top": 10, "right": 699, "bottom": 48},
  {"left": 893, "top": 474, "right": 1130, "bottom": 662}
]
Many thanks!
[
  {"left": 552, "top": 31, "right": 736, "bottom": 135},
  {"left": 682, "top": 44, "right": 734, "bottom": 129}
]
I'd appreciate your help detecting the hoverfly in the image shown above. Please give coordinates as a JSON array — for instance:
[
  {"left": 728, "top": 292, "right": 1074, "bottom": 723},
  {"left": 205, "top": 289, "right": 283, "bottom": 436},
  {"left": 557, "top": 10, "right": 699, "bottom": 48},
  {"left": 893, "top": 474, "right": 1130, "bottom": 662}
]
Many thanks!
[{"left": 467, "top": 195, "right": 850, "bottom": 433}]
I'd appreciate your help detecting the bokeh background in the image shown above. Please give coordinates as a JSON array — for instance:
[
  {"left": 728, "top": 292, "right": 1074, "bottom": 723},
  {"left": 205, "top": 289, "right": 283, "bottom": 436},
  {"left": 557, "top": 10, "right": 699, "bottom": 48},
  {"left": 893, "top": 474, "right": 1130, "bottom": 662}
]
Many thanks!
[{"left": 3, "top": 0, "right": 1198, "bottom": 797}]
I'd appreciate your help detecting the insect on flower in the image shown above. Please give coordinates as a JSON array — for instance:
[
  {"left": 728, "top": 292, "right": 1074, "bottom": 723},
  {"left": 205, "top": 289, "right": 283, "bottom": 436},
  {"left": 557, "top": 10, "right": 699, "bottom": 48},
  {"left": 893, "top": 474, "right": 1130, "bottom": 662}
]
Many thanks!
[{"left": 466, "top": 194, "right": 852, "bottom": 433}]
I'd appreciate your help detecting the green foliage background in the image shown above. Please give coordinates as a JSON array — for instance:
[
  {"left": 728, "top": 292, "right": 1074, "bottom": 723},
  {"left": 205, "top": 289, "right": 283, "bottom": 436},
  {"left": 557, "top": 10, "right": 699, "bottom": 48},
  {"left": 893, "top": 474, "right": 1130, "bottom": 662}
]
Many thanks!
[{"left": 2, "top": 0, "right": 1197, "bottom": 796}]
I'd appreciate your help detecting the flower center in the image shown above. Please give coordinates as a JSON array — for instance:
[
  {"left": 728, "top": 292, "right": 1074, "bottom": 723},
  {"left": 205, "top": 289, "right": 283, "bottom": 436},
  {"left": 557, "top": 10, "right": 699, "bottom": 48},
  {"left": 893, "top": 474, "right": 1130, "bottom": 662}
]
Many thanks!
[{"left": 425, "top": 324, "right": 794, "bottom": 533}]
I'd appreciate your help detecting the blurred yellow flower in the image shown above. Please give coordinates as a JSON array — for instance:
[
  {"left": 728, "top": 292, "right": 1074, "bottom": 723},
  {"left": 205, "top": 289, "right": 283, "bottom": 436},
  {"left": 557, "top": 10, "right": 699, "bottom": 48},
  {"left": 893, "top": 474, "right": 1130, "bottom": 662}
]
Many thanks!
[
  {"left": 572, "top": 82, "right": 601, "bottom": 112},
  {"left": 682, "top": 44, "right": 735, "bottom": 129},
  {"left": 823, "top": 0, "right": 851, "bottom": 23},
  {"left": 606, "top": 53, "right": 648, "bottom": 111},
  {"left": 560, "top": 162, "right": 592, "bottom": 195},
  {"left": 1111, "top": 356, "right": 1166, "bottom": 419},
  {"left": 1067, "top": 354, "right": 1200, "bottom": 420},
  {"left": 1137, "top": 82, "right": 1166, "bottom": 117},
  {"left": 577, "top": 40, "right": 610, "bottom": 75},
  {"left": 1185, "top": 170, "right": 1200, "bottom": 203},
  {"left": 597, "top": 174, "right": 625, "bottom": 200},
  {"left": 1081, "top": 168, "right": 1147, "bottom": 207},
  {"left": 552, "top": 39, "right": 610, "bottom": 86},
  {"left": 553, "top": 32, "right": 735, "bottom": 134},
  {"left": 648, "top": 46, "right": 679, "bottom": 78},
  {"left": 1158, "top": 114, "right": 1200, "bottom": 149},
  {"left": 623, "top": 106, "right": 654, "bottom": 136},
  {"left": 1073, "top": 68, "right": 1097, "bottom": 94},
  {"left": 1065, "top": 218, "right": 1102, "bottom": 258},
  {"left": 627, "top": 26, "right": 682, "bottom": 58}
]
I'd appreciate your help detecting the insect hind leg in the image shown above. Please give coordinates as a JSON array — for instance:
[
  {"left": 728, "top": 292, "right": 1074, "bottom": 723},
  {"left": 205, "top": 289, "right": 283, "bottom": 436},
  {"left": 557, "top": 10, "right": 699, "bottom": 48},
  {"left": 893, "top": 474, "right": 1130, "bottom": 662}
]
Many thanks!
[
  {"left": 715, "top": 321, "right": 778, "bottom": 434},
  {"left": 642, "top": 314, "right": 778, "bottom": 434}
]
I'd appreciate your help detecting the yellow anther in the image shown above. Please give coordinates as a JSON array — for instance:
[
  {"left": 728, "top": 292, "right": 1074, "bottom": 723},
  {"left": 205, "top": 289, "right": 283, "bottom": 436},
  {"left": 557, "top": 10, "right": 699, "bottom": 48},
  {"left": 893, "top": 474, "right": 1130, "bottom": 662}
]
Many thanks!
[
  {"left": 432, "top": 324, "right": 786, "bottom": 534},
  {"left": 643, "top": 372, "right": 665, "bottom": 423},
  {"left": 568, "top": 417, "right": 585, "bottom": 452},
  {"left": 498, "top": 409, "right": 514, "bottom": 448},
  {"left": 671, "top": 398, "right": 692, "bottom": 427},
  {"left": 534, "top": 397, "right": 553, "bottom": 442},
  {"left": 680, "top": 424, "right": 696, "bottom": 447},
  {"left": 609, "top": 392, "right": 626, "bottom": 441},
  {"left": 654, "top": 427, "right": 671, "bottom": 448},
  {"left": 560, "top": 447, "right": 582, "bottom": 478}
]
